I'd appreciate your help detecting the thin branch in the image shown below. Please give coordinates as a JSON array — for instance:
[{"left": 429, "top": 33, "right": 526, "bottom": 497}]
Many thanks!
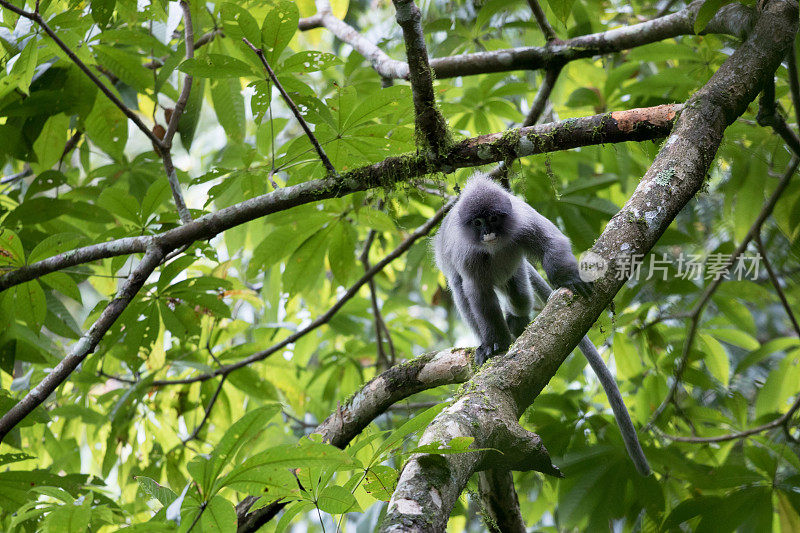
[
  {"left": 182, "top": 376, "right": 227, "bottom": 445},
  {"left": 491, "top": 66, "right": 562, "bottom": 184},
  {"left": 242, "top": 37, "right": 337, "bottom": 176},
  {"left": 1, "top": 165, "right": 32, "bottom": 185},
  {"left": 0, "top": 236, "right": 151, "bottom": 292},
  {"left": 392, "top": 0, "right": 450, "bottom": 153},
  {"left": 649, "top": 156, "right": 800, "bottom": 425},
  {"left": 0, "top": 246, "right": 166, "bottom": 443},
  {"left": 151, "top": 199, "right": 455, "bottom": 386},
  {"left": 0, "top": 104, "right": 678, "bottom": 294},
  {"left": 0, "top": 0, "right": 163, "bottom": 149},
  {"left": 360, "top": 228, "right": 396, "bottom": 369},
  {"left": 144, "top": 30, "right": 224, "bottom": 69},
  {"left": 526, "top": 0, "right": 557, "bottom": 41},
  {"left": 657, "top": 393, "right": 800, "bottom": 443},
  {"left": 163, "top": 0, "right": 195, "bottom": 149},
  {"left": 236, "top": 347, "right": 473, "bottom": 532},
  {"left": 755, "top": 233, "right": 800, "bottom": 337},
  {"left": 787, "top": 42, "right": 800, "bottom": 131}
]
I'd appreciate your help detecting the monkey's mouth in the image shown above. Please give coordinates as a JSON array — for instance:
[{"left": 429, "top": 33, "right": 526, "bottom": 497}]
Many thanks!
[{"left": 482, "top": 233, "right": 497, "bottom": 243}]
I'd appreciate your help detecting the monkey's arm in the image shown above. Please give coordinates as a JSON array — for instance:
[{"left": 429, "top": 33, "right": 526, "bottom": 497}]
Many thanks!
[
  {"left": 527, "top": 266, "right": 651, "bottom": 476},
  {"left": 518, "top": 208, "right": 592, "bottom": 297}
]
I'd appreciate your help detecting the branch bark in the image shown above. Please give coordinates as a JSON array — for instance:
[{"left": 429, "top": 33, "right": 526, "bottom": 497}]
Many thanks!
[
  {"left": 379, "top": 2, "right": 797, "bottom": 530},
  {"left": 0, "top": 105, "right": 677, "bottom": 294}
]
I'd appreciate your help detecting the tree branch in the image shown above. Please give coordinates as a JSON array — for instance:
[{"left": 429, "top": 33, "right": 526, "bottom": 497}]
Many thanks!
[
  {"left": 152, "top": 199, "right": 455, "bottom": 386},
  {"left": 755, "top": 234, "right": 800, "bottom": 337},
  {"left": 649, "top": 156, "right": 799, "bottom": 425},
  {"left": 379, "top": 2, "right": 797, "bottom": 528},
  {"left": 0, "top": 246, "right": 166, "bottom": 443},
  {"left": 243, "top": 37, "right": 337, "bottom": 176},
  {"left": 657, "top": 393, "right": 800, "bottom": 443},
  {"left": 392, "top": 0, "right": 450, "bottom": 153},
  {"left": 0, "top": 0, "right": 163, "bottom": 149},
  {"left": 235, "top": 347, "right": 473, "bottom": 531},
  {"left": 526, "top": 0, "right": 557, "bottom": 41},
  {"left": 0, "top": 105, "right": 677, "bottom": 294}
]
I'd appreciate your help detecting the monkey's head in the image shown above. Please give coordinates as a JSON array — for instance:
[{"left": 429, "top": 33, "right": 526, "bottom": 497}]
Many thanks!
[{"left": 459, "top": 190, "right": 512, "bottom": 248}]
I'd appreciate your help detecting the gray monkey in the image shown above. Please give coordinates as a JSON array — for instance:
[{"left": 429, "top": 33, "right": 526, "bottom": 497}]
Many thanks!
[{"left": 434, "top": 173, "right": 650, "bottom": 476}]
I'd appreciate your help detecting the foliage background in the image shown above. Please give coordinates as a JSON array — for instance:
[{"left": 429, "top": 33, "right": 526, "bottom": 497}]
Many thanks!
[{"left": 0, "top": 0, "right": 799, "bottom": 531}]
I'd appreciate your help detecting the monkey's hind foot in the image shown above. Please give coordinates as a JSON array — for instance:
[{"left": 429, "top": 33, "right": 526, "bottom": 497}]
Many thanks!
[
  {"left": 506, "top": 314, "right": 530, "bottom": 337},
  {"left": 475, "top": 343, "right": 505, "bottom": 366}
]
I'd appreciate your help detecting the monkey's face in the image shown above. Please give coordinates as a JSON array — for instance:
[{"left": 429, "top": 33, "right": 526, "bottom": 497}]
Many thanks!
[{"left": 466, "top": 211, "right": 508, "bottom": 247}]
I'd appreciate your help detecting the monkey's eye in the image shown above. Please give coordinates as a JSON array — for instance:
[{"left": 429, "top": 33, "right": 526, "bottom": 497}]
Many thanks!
[
  {"left": 488, "top": 215, "right": 498, "bottom": 223},
  {"left": 472, "top": 219, "right": 483, "bottom": 227}
]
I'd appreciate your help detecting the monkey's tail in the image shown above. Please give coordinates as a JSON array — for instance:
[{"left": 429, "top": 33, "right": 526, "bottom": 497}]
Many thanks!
[{"left": 527, "top": 266, "right": 651, "bottom": 476}]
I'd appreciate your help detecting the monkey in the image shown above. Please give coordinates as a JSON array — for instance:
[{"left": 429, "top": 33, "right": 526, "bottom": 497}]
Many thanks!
[{"left": 433, "top": 173, "right": 651, "bottom": 476}]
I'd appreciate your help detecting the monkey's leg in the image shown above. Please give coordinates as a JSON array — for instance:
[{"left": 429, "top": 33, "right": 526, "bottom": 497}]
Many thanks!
[
  {"left": 449, "top": 273, "right": 482, "bottom": 336},
  {"left": 503, "top": 263, "right": 534, "bottom": 337},
  {"left": 461, "top": 276, "right": 513, "bottom": 366}
]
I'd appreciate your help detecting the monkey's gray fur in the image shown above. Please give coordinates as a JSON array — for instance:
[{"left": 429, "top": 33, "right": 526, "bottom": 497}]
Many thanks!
[{"left": 434, "top": 173, "right": 650, "bottom": 476}]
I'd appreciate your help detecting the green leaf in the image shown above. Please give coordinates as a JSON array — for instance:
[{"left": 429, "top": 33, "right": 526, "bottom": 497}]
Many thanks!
[
  {"left": 11, "top": 281, "right": 47, "bottom": 330},
  {"left": 91, "top": 0, "right": 116, "bottom": 26},
  {"left": 545, "top": 0, "right": 576, "bottom": 25},
  {"left": 211, "top": 78, "right": 246, "bottom": 142},
  {"left": 178, "top": 78, "right": 205, "bottom": 150},
  {"left": 32, "top": 113, "right": 69, "bottom": 171},
  {"left": 317, "top": 485, "right": 358, "bottom": 514},
  {"left": 707, "top": 328, "right": 759, "bottom": 351},
  {"left": 261, "top": 1, "right": 299, "bottom": 65},
  {"left": 249, "top": 80, "right": 272, "bottom": 124},
  {"left": 85, "top": 97, "right": 128, "bottom": 160},
  {"left": 179, "top": 55, "right": 255, "bottom": 79},
  {"left": 694, "top": 0, "right": 733, "bottom": 34},
  {"left": 612, "top": 333, "right": 642, "bottom": 380},
  {"left": 201, "top": 495, "right": 237, "bottom": 533},
  {"left": 94, "top": 45, "right": 154, "bottom": 93},
  {"left": 206, "top": 404, "right": 281, "bottom": 492},
  {"left": 374, "top": 403, "right": 446, "bottom": 457},
  {"left": 357, "top": 210, "right": 395, "bottom": 232},
  {"left": 136, "top": 476, "right": 177, "bottom": 507},
  {"left": 700, "top": 333, "right": 730, "bottom": 387},
  {"left": 283, "top": 227, "right": 332, "bottom": 295},
  {"left": 9, "top": 41, "right": 38, "bottom": 96},
  {"left": 227, "top": 367, "right": 279, "bottom": 400},
  {"left": 221, "top": 3, "right": 261, "bottom": 49},
  {"left": 363, "top": 465, "right": 397, "bottom": 501},
  {"left": 0, "top": 229, "right": 25, "bottom": 268},
  {"left": 755, "top": 348, "right": 800, "bottom": 418},
  {"left": 97, "top": 187, "right": 141, "bottom": 224},
  {"left": 328, "top": 222, "right": 357, "bottom": 287},
  {"left": 281, "top": 51, "right": 342, "bottom": 74}
]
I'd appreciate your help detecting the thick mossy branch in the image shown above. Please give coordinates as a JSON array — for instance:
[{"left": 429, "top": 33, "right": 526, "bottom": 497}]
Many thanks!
[
  {"left": 392, "top": 0, "right": 451, "bottom": 154},
  {"left": 380, "top": 2, "right": 797, "bottom": 531}
]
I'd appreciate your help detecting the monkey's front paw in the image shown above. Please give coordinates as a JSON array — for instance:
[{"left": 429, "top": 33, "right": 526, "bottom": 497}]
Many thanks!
[
  {"left": 475, "top": 343, "right": 503, "bottom": 366},
  {"left": 563, "top": 279, "right": 593, "bottom": 298}
]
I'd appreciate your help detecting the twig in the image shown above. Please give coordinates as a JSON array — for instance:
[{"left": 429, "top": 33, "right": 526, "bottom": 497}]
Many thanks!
[
  {"left": 755, "top": 233, "right": 800, "bottom": 337},
  {"left": 391, "top": 0, "right": 450, "bottom": 153},
  {"left": 144, "top": 30, "right": 224, "bottom": 69},
  {"left": 656, "top": 393, "right": 800, "bottom": 443},
  {"left": 648, "top": 157, "right": 800, "bottom": 425},
  {"left": 0, "top": 0, "right": 163, "bottom": 149},
  {"left": 182, "top": 376, "right": 227, "bottom": 445},
  {"left": 490, "top": 66, "right": 562, "bottom": 184},
  {"left": 150, "top": 200, "right": 456, "bottom": 386},
  {"left": 360, "top": 228, "right": 396, "bottom": 369},
  {"left": 526, "top": 0, "right": 557, "bottom": 41},
  {"left": 163, "top": 0, "right": 194, "bottom": 150},
  {"left": 0, "top": 246, "right": 166, "bottom": 443},
  {"left": 788, "top": 43, "right": 800, "bottom": 131},
  {"left": 0, "top": 165, "right": 32, "bottom": 185},
  {"left": 242, "top": 37, "right": 337, "bottom": 176}
]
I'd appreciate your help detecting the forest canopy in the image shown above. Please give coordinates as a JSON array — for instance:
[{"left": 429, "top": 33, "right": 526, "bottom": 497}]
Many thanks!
[{"left": 0, "top": 0, "right": 799, "bottom": 531}]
